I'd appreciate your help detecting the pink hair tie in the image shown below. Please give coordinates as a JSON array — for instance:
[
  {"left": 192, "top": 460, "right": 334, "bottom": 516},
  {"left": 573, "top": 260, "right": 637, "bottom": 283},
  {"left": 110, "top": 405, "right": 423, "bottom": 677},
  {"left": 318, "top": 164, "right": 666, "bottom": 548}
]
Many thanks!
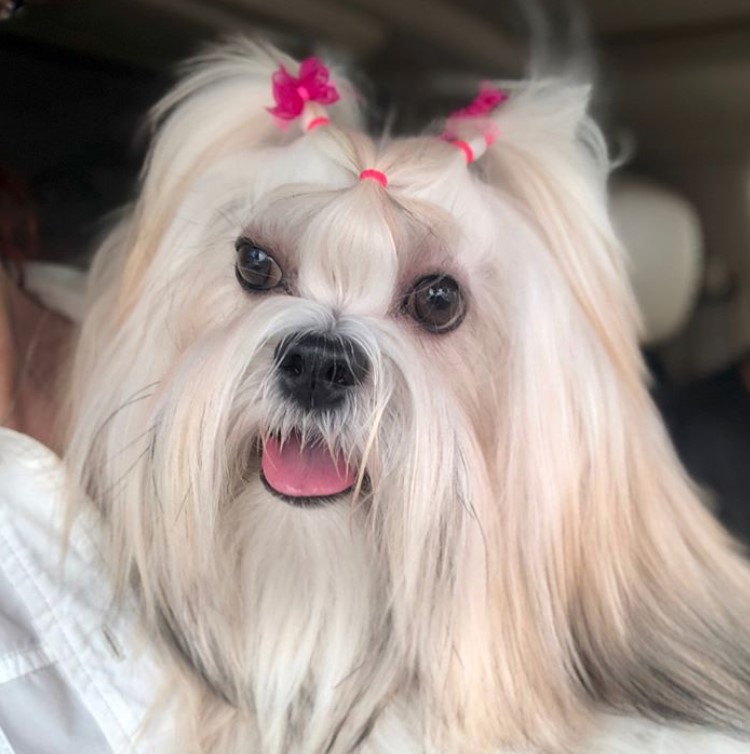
[
  {"left": 483, "top": 128, "right": 498, "bottom": 148},
  {"left": 359, "top": 169, "right": 388, "bottom": 187},
  {"left": 267, "top": 57, "right": 339, "bottom": 132},
  {"left": 449, "top": 83, "right": 508, "bottom": 120},
  {"left": 305, "top": 116, "right": 330, "bottom": 131},
  {"left": 443, "top": 83, "right": 507, "bottom": 163},
  {"left": 452, "top": 140, "right": 474, "bottom": 164}
]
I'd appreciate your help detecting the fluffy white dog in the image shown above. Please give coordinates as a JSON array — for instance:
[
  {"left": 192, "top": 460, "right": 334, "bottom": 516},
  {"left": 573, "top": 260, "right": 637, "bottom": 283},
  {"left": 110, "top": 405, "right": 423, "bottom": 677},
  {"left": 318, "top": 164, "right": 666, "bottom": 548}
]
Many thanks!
[{"left": 65, "top": 40, "right": 750, "bottom": 754}]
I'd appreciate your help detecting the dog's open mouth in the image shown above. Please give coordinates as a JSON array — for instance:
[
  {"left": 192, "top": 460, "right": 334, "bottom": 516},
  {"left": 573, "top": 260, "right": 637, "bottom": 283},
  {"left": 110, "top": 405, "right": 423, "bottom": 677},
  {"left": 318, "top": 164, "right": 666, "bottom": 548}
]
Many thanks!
[{"left": 260, "top": 432, "right": 357, "bottom": 506}]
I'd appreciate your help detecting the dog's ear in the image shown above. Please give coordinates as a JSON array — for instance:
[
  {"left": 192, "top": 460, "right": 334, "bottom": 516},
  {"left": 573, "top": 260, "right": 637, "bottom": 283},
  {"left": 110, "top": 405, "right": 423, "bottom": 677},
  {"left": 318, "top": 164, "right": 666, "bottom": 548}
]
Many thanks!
[
  {"left": 115, "top": 39, "right": 359, "bottom": 313},
  {"left": 467, "top": 82, "right": 750, "bottom": 742},
  {"left": 484, "top": 81, "right": 643, "bottom": 390}
]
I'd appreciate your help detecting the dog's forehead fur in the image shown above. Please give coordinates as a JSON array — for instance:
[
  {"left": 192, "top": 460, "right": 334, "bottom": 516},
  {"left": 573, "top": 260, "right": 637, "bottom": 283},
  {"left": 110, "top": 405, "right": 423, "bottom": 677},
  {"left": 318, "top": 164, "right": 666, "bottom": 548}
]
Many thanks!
[{"left": 182, "top": 132, "right": 521, "bottom": 323}]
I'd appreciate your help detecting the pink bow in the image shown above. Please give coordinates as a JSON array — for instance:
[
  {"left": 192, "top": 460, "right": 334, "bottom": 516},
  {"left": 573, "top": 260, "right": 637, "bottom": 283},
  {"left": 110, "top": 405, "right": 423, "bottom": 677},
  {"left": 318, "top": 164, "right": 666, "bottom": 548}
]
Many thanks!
[
  {"left": 449, "top": 83, "right": 508, "bottom": 120},
  {"left": 267, "top": 57, "right": 340, "bottom": 121}
]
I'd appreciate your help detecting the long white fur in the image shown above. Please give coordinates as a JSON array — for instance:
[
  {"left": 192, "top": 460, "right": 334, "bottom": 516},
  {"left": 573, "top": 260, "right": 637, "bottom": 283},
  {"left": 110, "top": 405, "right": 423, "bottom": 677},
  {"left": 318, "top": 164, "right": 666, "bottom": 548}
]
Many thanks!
[{"left": 65, "top": 39, "right": 750, "bottom": 753}]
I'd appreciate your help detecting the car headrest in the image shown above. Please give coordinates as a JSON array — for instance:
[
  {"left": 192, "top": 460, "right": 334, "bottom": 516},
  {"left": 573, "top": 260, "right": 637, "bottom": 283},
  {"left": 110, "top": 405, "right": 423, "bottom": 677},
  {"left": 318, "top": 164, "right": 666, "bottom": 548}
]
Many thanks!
[{"left": 610, "top": 176, "right": 704, "bottom": 345}]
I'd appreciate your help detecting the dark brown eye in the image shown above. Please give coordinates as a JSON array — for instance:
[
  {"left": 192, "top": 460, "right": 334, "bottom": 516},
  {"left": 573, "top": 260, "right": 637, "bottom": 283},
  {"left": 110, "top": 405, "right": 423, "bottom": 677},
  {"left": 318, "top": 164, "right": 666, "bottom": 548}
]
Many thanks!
[
  {"left": 235, "top": 239, "right": 283, "bottom": 291},
  {"left": 404, "top": 274, "right": 466, "bottom": 333}
]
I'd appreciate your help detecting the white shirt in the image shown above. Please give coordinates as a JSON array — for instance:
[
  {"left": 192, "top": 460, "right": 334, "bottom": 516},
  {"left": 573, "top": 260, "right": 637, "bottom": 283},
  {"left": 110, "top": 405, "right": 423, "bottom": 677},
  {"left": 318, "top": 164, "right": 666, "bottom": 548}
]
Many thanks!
[{"left": 0, "top": 427, "right": 171, "bottom": 754}]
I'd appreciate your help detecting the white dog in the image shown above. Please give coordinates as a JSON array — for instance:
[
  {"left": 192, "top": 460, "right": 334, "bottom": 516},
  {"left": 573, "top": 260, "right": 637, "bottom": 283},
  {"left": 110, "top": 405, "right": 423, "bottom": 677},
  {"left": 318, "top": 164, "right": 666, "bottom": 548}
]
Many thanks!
[{"left": 64, "top": 40, "right": 750, "bottom": 754}]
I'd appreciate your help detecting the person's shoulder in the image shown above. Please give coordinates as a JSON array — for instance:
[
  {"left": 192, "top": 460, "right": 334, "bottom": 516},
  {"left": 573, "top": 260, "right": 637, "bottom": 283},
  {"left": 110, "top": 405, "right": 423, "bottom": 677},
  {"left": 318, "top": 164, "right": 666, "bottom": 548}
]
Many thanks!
[
  {"left": 0, "top": 427, "right": 68, "bottom": 527},
  {"left": 0, "top": 428, "right": 171, "bottom": 753},
  {"left": 0, "top": 426, "right": 62, "bottom": 465}
]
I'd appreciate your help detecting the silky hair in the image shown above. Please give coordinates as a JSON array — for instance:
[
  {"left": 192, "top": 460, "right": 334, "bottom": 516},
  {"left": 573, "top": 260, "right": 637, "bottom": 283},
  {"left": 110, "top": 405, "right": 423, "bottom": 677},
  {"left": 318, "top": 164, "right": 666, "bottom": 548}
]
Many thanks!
[{"left": 65, "top": 39, "right": 750, "bottom": 754}]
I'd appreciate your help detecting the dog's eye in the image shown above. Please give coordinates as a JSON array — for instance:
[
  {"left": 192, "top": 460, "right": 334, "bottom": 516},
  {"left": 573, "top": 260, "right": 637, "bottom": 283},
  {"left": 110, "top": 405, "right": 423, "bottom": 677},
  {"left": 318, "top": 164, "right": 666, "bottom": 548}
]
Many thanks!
[
  {"left": 235, "top": 240, "right": 283, "bottom": 291},
  {"left": 403, "top": 274, "right": 466, "bottom": 333}
]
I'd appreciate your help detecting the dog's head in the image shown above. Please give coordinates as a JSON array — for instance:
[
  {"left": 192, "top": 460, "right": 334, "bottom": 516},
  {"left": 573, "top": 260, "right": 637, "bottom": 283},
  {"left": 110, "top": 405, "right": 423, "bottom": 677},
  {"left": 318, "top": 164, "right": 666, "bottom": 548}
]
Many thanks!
[{"left": 67, "top": 40, "right": 750, "bottom": 753}]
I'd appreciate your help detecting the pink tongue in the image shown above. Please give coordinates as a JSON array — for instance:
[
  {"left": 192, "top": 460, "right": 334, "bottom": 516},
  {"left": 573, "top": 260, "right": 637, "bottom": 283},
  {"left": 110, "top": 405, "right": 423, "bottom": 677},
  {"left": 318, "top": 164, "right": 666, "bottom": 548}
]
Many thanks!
[{"left": 262, "top": 434, "right": 356, "bottom": 498}]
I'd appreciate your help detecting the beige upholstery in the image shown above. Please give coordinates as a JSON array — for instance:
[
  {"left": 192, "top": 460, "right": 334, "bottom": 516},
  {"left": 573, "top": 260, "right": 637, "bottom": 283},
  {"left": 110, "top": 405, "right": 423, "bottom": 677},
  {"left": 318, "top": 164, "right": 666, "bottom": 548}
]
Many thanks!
[
  {"left": 610, "top": 176, "right": 704, "bottom": 345},
  {"left": 23, "top": 263, "right": 87, "bottom": 323}
]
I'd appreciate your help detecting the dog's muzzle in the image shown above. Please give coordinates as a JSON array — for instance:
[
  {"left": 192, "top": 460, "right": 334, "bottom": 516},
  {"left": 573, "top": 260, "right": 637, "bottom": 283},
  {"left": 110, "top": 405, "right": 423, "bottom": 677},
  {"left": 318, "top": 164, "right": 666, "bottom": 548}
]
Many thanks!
[{"left": 274, "top": 332, "right": 369, "bottom": 411}]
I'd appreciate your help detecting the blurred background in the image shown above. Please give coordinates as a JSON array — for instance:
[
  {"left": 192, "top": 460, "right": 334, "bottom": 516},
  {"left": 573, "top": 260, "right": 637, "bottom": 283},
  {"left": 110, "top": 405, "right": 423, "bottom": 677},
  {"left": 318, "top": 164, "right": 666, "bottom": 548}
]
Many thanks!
[{"left": 2, "top": 0, "right": 750, "bottom": 534}]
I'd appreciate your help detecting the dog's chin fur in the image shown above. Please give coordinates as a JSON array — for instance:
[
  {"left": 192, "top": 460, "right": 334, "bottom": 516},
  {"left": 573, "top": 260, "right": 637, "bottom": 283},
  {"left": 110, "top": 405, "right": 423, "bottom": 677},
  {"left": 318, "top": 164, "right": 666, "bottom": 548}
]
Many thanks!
[{"left": 65, "top": 40, "right": 750, "bottom": 754}]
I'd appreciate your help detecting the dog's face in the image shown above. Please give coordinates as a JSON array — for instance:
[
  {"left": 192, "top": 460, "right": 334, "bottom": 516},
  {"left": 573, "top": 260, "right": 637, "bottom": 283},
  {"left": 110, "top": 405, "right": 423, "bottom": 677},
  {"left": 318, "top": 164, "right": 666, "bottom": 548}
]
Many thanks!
[
  {"left": 173, "top": 135, "right": 503, "bottom": 505},
  {"left": 110, "top": 135, "right": 518, "bottom": 743},
  {"left": 67, "top": 42, "right": 750, "bottom": 754}
]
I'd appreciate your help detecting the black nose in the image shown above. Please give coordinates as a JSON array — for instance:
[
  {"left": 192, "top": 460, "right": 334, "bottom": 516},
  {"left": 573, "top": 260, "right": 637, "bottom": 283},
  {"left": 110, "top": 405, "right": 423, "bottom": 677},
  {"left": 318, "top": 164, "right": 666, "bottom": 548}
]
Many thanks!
[{"left": 275, "top": 333, "right": 369, "bottom": 411}]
